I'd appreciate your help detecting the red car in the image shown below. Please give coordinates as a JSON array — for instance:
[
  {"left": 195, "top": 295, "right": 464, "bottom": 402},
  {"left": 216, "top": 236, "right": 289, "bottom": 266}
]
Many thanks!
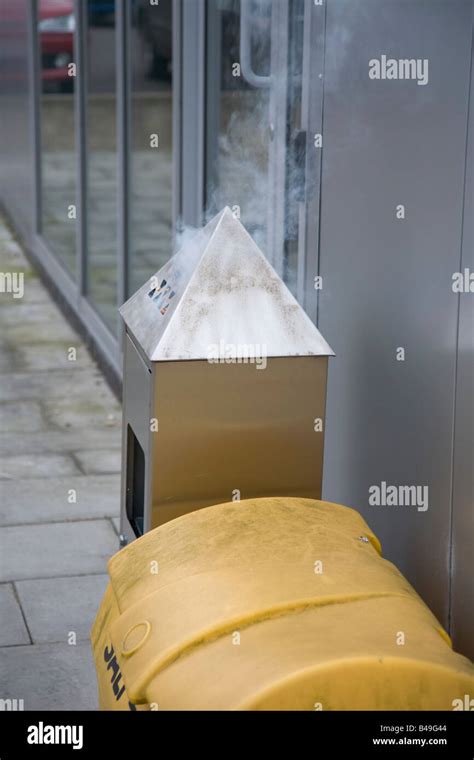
[{"left": 39, "top": 0, "right": 75, "bottom": 92}]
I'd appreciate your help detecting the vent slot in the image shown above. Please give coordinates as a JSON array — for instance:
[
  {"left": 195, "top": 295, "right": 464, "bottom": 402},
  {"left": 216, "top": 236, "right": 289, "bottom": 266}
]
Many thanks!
[{"left": 126, "top": 425, "right": 145, "bottom": 537}]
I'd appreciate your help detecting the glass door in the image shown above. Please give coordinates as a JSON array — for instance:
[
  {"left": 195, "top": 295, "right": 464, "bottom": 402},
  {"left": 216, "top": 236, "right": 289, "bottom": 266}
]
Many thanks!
[
  {"left": 205, "top": 0, "right": 312, "bottom": 304},
  {"left": 85, "top": 0, "right": 118, "bottom": 332},
  {"left": 39, "top": 0, "right": 78, "bottom": 276},
  {"left": 129, "top": 0, "right": 174, "bottom": 297}
]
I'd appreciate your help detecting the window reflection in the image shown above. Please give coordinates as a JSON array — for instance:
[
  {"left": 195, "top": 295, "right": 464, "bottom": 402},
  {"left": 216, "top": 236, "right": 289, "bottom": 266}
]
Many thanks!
[
  {"left": 129, "top": 0, "right": 173, "bottom": 297},
  {"left": 86, "top": 0, "right": 118, "bottom": 332},
  {"left": 39, "top": 0, "right": 76, "bottom": 275},
  {"left": 206, "top": 0, "right": 304, "bottom": 297},
  {"left": 206, "top": 0, "right": 271, "bottom": 252}
]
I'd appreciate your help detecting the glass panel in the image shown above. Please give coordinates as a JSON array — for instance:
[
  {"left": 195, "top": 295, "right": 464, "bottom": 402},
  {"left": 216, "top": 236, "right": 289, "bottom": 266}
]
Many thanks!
[
  {"left": 129, "top": 0, "right": 173, "bottom": 296},
  {"left": 205, "top": 0, "right": 305, "bottom": 297},
  {"left": 206, "top": 0, "right": 271, "bottom": 252},
  {"left": 283, "top": 0, "right": 304, "bottom": 296},
  {"left": 39, "top": 0, "right": 77, "bottom": 275},
  {"left": 86, "top": 1, "right": 117, "bottom": 332}
]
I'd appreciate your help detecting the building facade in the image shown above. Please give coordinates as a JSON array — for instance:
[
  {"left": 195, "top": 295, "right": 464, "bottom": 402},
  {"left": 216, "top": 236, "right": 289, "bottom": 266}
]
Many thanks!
[{"left": 0, "top": 0, "right": 473, "bottom": 657}]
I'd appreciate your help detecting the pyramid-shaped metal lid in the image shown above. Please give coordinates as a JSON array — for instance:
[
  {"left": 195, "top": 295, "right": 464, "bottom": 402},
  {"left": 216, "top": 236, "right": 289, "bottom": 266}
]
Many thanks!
[{"left": 120, "top": 207, "right": 334, "bottom": 361}]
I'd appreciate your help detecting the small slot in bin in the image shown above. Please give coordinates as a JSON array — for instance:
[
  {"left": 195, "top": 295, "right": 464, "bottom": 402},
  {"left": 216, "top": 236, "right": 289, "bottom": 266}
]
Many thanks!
[{"left": 126, "top": 425, "right": 145, "bottom": 537}]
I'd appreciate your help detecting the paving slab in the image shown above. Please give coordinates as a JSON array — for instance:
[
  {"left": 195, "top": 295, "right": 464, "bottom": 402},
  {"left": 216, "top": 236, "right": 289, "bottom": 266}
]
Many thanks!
[
  {"left": 43, "top": 397, "right": 121, "bottom": 432},
  {"left": 0, "top": 369, "right": 113, "bottom": 403},
  {"left": 0, "top": 400, "right": 46, "bottom": 433},
  {"left": 0, "top": 584, "right": 30, "bottom": 646},
  {"left": 4, "top": 319, "right": 79, "bottom": 344},
  {"left": 0, "top": 279, "right": 52, "bottom": 305},
  {"left": 0, "top": 453, "right": 80, "bottom": 480},
  {"left": 0, "top": 258, "right": 30, "bottom": 278},
  {"left": 0, "top": 266, "right": 32, "bottom": 287},
  {"left": 19, "top": 282, "right": 56, "bottom": 306},
  {"left": 74, "top": 449, "right": 122, "bottom": 475},
  {"left": 0, "top": 302, "right": 62, "bottom": 325},
  {"left": 0, "top": 475, "right": 120, "bottom": 526},
  {"left": 0, "top": 345, "right": 18, "bottom": 372},
  {"left": 16, "top": 574, "right": 109, "bottom": 644},
  {"left": 0, "top": 216, "right": 122, "bottom": 709},
  {"left": 0, "top": 429, "right": 121, "bottom": 457},
  {"left": 0, "top": 237, "right": 29, "bottom": 260},
  {"left": 14, "top": 343, "right": 95, "bottom": 372},
  {"left": 0, "top": 520, "right": 118, "bottom": 581},
  {"left": 0, "top": 642, "right": 98, "bottom": 710}
]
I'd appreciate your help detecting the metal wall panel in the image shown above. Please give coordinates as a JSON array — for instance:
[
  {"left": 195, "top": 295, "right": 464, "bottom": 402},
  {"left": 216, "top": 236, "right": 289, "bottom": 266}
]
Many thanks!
[
  {"left": 451, "top": 21, "right": 474, "bottom": 659},
  {"left": 0, "top": 0, "right": 35, "bottom": 242},
  {"left": 318, "top": 0, "right": 473, "bottom": 633},
  {"left": 181, "top": 0, "right": 205, "bottom": 227}
]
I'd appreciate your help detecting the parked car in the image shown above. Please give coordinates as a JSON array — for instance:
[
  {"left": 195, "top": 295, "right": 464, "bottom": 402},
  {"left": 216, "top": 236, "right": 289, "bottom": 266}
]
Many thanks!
[
  {"left": 87, "top": 1, "right": 116, "bottom": 27},
  {"left": 39, "top": 0, "right": 75, "bottom": 92}
]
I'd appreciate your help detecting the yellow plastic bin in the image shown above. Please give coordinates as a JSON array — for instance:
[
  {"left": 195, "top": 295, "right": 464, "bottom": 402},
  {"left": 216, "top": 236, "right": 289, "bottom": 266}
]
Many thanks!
[{"left": 91, "top": 497, "right": 474, "bottom": 710}]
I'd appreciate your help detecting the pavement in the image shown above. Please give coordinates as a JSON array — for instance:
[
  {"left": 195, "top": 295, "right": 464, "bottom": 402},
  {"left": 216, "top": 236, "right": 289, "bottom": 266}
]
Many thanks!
[{"left": 0, "top": 218, "right": 122, "bottom": 710}]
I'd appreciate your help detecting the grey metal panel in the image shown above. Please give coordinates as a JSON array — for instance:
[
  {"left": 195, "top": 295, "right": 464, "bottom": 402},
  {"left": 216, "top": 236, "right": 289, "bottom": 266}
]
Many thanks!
[
  {"left": 0, "top": 0, "right": 34, "bottom": 244},
  {"left": 115, "top": 0, "right": 131, "bottom": 364},
  {"left": 75, "top": 0, "right": 89, "bottom": 298},
  {"left": 319, "top": 0, "right": 472, "bottom": 629},
  {"left": 120, "top": 333, "right": 153, "bottom": 544},
  {"left": 451, "top": 18, "right": 474, "bottom": 659},
  {"left": 29, "top": 0, "right": 41, "bottom": 235},
  {"left": 181, "top": 0, "right": 205, "bottom": 226},
  {"left": 204, "top": 0, "right": 221, "bottom": 216},
  {"left": 172, "top": 0, "right": 182, "bottom": 247},
  {"left": 116, "top": 0, "right": 131, "bottom": 309},
  {"left": 298, "top": 0, "right": 325, "bottom": 321},
  {"left": 266, "top": 0, "right": 289, "bottom": 276}
]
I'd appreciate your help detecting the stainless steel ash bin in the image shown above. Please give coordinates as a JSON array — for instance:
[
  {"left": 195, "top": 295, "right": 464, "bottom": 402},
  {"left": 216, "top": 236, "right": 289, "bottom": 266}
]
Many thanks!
[{"left": 119, "top": 207, "right": 334, "bottom": 544}]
